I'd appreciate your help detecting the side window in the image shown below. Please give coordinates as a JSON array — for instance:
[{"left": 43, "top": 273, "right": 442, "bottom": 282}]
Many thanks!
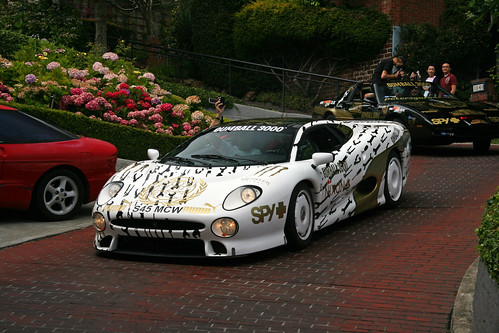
[
  {"left": 296, "top": 125, "right": 346, "bottom": 160},
  {"left": 296, "top": 137, "right": 316, "bottom": 161}
]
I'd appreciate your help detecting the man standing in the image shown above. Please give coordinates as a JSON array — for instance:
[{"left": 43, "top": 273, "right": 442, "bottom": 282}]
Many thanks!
[
  {"left": 440, "top": 63, "right": 457, "bottom": 95},
  {"left": 371, "top": 56, "right": 405, "bottom": 85}
]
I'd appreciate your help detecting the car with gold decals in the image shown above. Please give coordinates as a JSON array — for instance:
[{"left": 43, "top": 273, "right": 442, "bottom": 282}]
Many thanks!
[
  {"left": 93, "top": 118, "right": 411, "bottom": 258},
  {"left": 313, "top": 80, "right": 499, "bottom": 152}
]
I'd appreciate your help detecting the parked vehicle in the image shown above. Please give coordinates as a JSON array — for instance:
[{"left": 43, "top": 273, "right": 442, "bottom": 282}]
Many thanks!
[
  {"left": 0, "top": 105, "right": 118, "bottom": 220},
  {"left": 93, "top": 118, "right": 411, "bottom": 257},
  {"left": 313, "top": 80, "right": 499, "bottom": 152}
]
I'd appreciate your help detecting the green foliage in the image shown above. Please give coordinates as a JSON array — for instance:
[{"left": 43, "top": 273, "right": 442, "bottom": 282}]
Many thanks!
[
  {"left": 488, "top": 44, "right": 499, "bottom": 94},
  {"left": 0, "top": 30, "right": 31, "bottom": 58},
  {"left": 4, "top": 102, "right": 188, "bottom": 161},
  {"left": 234, "top": 1, "right": 390, "bottom": 65},
  {"left": 165, "top": 0, "right": 251, "bottom": 91},
  {"left": 0, "top": 0, "right": 85, "bottom": 50},
  {"left": 251, "top": 91, "right": 314, "bottom": 113},
  {"left": 398, "top": 0, "right": 491, "bottom": 83},
  {"left": 476, "top": 187, "right": 499, "bottom": 285}
]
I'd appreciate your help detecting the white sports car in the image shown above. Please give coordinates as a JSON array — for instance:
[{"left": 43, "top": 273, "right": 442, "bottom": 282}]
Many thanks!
[{"left": 93, "top": 118, "right": 411, "bottom": 257}]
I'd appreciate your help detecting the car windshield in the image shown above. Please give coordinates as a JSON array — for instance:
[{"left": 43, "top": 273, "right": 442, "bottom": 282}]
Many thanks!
[
  {"left": 0, "top": 110, "right": 79, "bottom": 144},
  {"left": 162, "top": 124, "right": 298, "bottom": 166},
  {"left": 374, "top": 81, "right": 457, "bottom": 103}
]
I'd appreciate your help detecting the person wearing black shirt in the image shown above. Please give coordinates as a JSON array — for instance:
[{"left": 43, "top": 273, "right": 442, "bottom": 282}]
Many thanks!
[{"left": 371, "top": 56, "right": 405, "bottom": 84}]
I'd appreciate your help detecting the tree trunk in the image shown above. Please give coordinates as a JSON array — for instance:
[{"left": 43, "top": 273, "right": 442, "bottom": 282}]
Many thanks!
[{"left": 93, "top": 0, "right": 108, "bottom": 53}]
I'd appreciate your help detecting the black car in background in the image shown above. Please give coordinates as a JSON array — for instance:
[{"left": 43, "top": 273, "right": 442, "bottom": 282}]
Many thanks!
[{"left": 313, "top": 80, "right": 499, "bottom": 152}]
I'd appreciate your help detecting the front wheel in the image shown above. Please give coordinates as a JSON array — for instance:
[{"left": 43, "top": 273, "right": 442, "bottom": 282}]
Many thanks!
[
  {"left": 284, "top": 183, "right": 314, "bottom": 250},
  {"left": 384, "top": 151, "right": 403, "bottom": 208},
  {"left": 32, "top": 169, "right": 84, "bottom": 221}
]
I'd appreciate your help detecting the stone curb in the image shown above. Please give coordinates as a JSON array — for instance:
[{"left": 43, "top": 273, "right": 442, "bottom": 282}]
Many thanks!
[{"left": 451, "top": 257, "right": 478, "bottom": 332}]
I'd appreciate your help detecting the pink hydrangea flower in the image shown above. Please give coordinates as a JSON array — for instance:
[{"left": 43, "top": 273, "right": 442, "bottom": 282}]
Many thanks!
[
  {"left": 85, "top": 100, "right": 100, "bottom": 111},
  {"left": 141, "top": 72, "right": 155, "bottom": 82},
  {"left": 70, "top": 88, "right": 83, "bottom": 95},
  {"left": 68, "top": 68, "right": 89, "bottom": 79},
  {"left": 98, "top": 67, "right": 110, "bottom": 75},
  {"left": 103, "top": 73, "right": 118, "bottom": 80},
  {"left": 92, "top": 62, "right": 103, "bottom": 71},
  {"left": 148, "top": 113, "right": 163, "bottom": 123},
  {"left": 46, "top": 62, "right": 60, "bottom": 70},
  {"left": 102, "top": 52, "right": 119, "bottom": 61},
  {"left": 73, "top": 96, "right": 86, "bottom": 106},
  {"left": 159, "top": 103, "right": 173, "bottom": 112}
]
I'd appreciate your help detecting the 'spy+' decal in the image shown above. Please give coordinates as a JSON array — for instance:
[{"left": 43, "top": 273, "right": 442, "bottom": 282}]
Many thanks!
[{"left": 251, "top": 202, "right": 287, "bottom": 224}]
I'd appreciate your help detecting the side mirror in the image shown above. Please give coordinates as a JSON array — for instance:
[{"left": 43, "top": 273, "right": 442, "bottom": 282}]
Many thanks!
[
  {"left": 147, "top": 149, "right": 160, "bottom": 160},
  {"left": 312, "top": 152, "right": 334, "bottom": 166}
]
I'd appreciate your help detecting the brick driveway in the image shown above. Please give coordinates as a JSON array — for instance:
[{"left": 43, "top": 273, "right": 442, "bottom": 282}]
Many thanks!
[{"left": 1, "top": 144, "right": 498, "bottom": 332}]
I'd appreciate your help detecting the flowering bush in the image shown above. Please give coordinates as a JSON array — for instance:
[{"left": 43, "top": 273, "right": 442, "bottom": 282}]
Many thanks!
[
  {"left": 25, "top": 73, "right": 36, "bottom": 84},
  {"left": 0, "top": 40, "right": 214, "bottom": 136},
  {"left": 0, "top": 83, "right": 14, "bottom": 102}
]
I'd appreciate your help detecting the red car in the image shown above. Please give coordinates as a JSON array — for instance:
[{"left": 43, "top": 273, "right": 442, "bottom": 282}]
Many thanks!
[{"left": 0, "top": 105, "right": 118, "bottom": 220}]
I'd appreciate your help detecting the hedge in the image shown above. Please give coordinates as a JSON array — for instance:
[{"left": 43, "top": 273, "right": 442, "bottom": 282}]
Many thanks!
[
  {"left": 3, "top": 102, "right": 188, "bottom": 161},
  {"left": 476, "top": 187, "right": 499, "bottom": 285}
]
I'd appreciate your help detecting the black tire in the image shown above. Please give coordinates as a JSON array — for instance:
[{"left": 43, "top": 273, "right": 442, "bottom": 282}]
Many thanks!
[
  {"left": 391, "top": 117, "right": 404, "bottom": 126},
  {"left": 384, "top": 151, "right": 403, "bottom": 208},
  {"left": 473, "top": 138, "right": 491, "bottom": 153},
  {"left": 326, "top": 113, "right": 335, "bottom": 121},
  {"left": 32, "top": 169, "right": 84, "bottom": 221},
  {"left": 284, "top": 183, "right": 314, "bottom": 250}
]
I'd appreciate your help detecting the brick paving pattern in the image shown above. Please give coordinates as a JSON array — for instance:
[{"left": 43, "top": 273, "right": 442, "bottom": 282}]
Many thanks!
[{"left": 0, "top": 144, "right": 498, "bottom": 332}]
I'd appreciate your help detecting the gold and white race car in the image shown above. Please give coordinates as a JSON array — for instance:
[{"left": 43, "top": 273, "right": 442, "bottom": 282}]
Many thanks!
[{"left": 93, "top": 118, "right": 411, "bottom": 258}]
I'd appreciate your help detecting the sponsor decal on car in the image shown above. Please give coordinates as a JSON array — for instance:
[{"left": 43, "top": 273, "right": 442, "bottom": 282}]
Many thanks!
[
  {"left": 138, "top": 176, "right": 207, "bottom": 206},
  {"left": 251, "top": 201, "right": 287, "bottom": 224}
]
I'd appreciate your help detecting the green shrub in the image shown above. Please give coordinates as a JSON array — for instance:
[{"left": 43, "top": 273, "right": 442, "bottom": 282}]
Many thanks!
[
  {"left": 476, "top": 187, "right": 499, "bottom": 285},
  {"left": 5, "top": 102, "right": 188, "bottom": 161},
  {"left": 0, "top": 30, "right": 31, "bottom": 58},
  {"left": 0, "top": 0, "right": 85, "bottom": 50},
  {"left": 234, "top": 1, "right": 390, "bottom": 64},
  {"left": 251, "top": 91, "right": 314, "bottom": 113}
]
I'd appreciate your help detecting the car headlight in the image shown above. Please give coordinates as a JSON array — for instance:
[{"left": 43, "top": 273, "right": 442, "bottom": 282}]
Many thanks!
[
  {"left": 223, "top": 186, "right": 262, "bottom": 210},
  {"left": 211, "top": 218, "right": 238, "bottom": 237},
  {"left": 96, "top": 181, "right": 124, "bottom": 204},
  {"left": 93, "top": 212, "right": 106, "bottom": 231}
]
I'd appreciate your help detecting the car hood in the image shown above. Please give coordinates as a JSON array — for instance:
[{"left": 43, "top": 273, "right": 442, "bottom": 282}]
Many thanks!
[
  {"left": 391, "top": 98, "right": 499, "bottom": 117},
  {"left": 104, "top": 160, "right": 291, "bottom": 209}
]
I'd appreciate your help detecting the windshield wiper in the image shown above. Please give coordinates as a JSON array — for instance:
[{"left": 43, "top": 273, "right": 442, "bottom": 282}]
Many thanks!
[
  {"left": 191, "top": 154, "right": 239, "bottom": 163},
  {"left": 161, "top": 156, "right": 197, "bottom": 166},
  {"left": 191, "top": 154, "right": 265, "bottom": 165}
]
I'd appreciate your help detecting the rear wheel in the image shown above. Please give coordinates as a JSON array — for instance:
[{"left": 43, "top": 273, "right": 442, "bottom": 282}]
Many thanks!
[
  {"left": 473, "top": 138, "right": 491, "bottom": 153},
  {"left": 32, "top": 169, "right": 84, "bottom": 221},
  {"left": 285, "top": 183, "right": 314, "bottom": 250},
  {"left": 384, "top": 151, "right": 403, "bottom": 208}
]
